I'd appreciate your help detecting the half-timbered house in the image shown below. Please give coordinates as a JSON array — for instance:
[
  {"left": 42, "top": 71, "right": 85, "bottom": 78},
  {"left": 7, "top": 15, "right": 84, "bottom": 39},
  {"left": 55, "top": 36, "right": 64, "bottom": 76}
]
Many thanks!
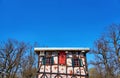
[{"left": 34, "top": 47, "right": 90, "bottom": 78}]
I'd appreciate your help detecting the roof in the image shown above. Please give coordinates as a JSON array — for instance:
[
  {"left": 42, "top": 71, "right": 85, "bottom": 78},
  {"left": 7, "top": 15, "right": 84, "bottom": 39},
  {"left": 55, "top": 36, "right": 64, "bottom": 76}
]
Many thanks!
[{"left": 34, "top": 47, "right": 90, "bottom": 54}]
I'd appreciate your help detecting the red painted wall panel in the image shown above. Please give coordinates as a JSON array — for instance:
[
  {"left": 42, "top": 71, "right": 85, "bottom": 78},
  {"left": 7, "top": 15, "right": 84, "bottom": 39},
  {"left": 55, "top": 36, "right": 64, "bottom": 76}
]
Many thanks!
[{"left": 59, "top": 51, "right": 66, "bottom": 65}]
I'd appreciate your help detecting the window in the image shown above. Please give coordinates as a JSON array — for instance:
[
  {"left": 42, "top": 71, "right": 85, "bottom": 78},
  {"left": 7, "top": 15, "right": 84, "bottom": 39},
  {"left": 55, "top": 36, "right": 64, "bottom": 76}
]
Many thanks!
[
  {"left": 74, "top": 59, "right": 79, "bottom": 66},
  {"left": 42, "top": 57, "right": 54, "bottom": 65},
  {"left": 72, "top": 58, "right": 83, "bottom": 67},
  {"left": 46, "top": 57, "right": 52, "bottom": 65}
]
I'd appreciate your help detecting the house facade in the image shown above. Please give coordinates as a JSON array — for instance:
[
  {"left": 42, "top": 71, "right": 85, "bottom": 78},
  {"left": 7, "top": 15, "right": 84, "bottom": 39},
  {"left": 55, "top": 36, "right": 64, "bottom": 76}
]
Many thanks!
[{"left": 34, "top": 48, "right": 90, "bottom": 78}]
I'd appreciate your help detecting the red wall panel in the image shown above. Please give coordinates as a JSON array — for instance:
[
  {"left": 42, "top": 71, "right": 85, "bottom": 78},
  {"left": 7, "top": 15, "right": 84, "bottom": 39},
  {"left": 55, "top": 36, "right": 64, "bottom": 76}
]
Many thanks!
[{"left": 59, "top": 51, "right": 66, "bottom": 65}]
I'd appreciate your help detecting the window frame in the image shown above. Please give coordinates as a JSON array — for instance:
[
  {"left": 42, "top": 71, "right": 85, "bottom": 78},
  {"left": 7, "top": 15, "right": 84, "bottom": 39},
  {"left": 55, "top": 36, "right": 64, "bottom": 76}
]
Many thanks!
[
  {"left": 74, "top": 58, "right": 79, "bottom": 66},
  {"left": 42, "top": 56, "right": 54, "bottom": 65},
  {"left": 72, "top": 58, "right": 83, "bottom": 67},
  {"left": 46, "top": 57, "right": 52, "bottom": 65}
]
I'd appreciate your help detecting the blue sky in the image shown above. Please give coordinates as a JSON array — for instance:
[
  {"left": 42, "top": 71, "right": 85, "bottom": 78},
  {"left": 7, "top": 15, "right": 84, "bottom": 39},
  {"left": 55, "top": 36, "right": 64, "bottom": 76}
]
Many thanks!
[{"left": 0, "top": 0, "right": 120, "bottom": 67}]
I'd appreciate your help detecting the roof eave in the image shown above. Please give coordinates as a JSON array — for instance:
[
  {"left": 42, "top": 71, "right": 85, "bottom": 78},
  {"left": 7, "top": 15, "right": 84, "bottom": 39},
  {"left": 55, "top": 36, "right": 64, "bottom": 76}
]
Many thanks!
[{"left": 34, "top": 47, "right": 90, "bottom": 54}]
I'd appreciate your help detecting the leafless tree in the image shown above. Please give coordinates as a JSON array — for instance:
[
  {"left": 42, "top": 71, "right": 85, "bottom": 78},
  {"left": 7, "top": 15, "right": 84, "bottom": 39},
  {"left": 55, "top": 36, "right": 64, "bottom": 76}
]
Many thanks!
[
  {"left": 0, "top": 39, "right": 27, "bottom": 78},
  {"left": 90, "top": 24, "right": 120, "bottom": 78},
  {"left": 20, "top": 45, "right": 37, "bottom": 78},
  {"left": 0, "top": 39, "right": 38, "bottom": 78},
  {"left": 107, "top": 24, "right": 120, "bottom": 78}
]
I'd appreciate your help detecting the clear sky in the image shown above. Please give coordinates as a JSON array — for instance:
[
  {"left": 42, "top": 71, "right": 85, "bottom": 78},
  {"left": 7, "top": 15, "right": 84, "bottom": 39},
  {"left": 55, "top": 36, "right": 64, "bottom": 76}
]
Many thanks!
[{"left": 0, "top": 0, "right": 120, "bottom": 67}]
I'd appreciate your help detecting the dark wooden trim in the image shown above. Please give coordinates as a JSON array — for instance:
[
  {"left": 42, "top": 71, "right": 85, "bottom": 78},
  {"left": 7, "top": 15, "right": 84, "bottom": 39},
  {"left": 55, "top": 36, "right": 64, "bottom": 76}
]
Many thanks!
[
  {"left": 84, "top": 53, "right": 89, "bottom": 78},
  {"left": 72, "top": 52, "right": 75, "bottom": 77},
  {"left": 66, "top": 51, "right": 67, "bottom": 78},
  {"left": 37, "top": 53, "right": 40, "bottom": 78},
  {"left": 50, "top": 52, "right": 52, "bottom": 78},
  {"left": 57, "top": 51, "right": 59, "bottom": 74},
  {"left": 41, "top": 74, "right": 48, "bottom": 78},
  {"left": 37, "top": 72, "right": 88, "bottom": 77},
  {"left": 44, "top": 52, "right": 46, "bottom": 74},
  {"left": 79, "top": 52, "right": 81, "bottom": 78},
  {"left": 81, "top": 53, "right": 87, "bottom": 78},
  {"left": 42, "top": 64, "right": 85, "bottom": 67}
]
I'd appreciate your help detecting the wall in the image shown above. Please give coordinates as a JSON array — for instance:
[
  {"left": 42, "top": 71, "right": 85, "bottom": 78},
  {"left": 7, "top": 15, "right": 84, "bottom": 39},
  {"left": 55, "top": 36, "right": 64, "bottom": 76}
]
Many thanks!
[{"left": 38, "top": 51, "right": 88, "bottom": 78}]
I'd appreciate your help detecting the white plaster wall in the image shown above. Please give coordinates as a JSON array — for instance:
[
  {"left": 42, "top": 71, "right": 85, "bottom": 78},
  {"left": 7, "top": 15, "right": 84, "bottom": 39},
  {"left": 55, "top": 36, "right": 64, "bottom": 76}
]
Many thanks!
[
  {"left": 54, "top": 56, "right": 58, "bottom": 64},
  {"left": 67, "top": 58, "right": 72, "bottom": 66},
  {"left": 45, "top": 66, "right": 50, "bottom": 72},
  {"left": 80, "top": 67, "right": 85, "bottom": 75},
  {"left": 59, "top": 66, "right": 66, "bottom": 73},
  {"left": 67, "top": 75, "right": 72, "bottom": 78},
  {"left": 74, "top": 67, "right": 80, "bottom": 74},
  {"left": 51, "top": 74, "right": 56, "bottom": 78},
  {"left": 40, "top": 65, "right": 44, "bottom": 72},
  {"left": 67, "top": 67, "right": 73, "bottom": 74},
  {"left": 52, "top": 65, "right": 58, "bottom": 73},
  {"left": 46, "top": 74, "right": 50, "bottom": 78},
  {"left": 61, "top": 75, "right": 66, "bottom": 78},
  {"left": 40, "top": 57, "right": 43, "bottom": 61},
  {"left": 82, "top": 58, "right": 85, "bottom": 65},
  {"left": 38, "top": 74, "right": 43, "bottom": 78}
]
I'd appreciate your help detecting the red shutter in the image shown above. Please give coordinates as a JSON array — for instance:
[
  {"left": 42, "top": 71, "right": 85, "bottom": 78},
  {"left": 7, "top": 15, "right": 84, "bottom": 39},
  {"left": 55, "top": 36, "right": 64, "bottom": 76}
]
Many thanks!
[{"left": 59, "top": 51, "right": 66, "bottom": 65}]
